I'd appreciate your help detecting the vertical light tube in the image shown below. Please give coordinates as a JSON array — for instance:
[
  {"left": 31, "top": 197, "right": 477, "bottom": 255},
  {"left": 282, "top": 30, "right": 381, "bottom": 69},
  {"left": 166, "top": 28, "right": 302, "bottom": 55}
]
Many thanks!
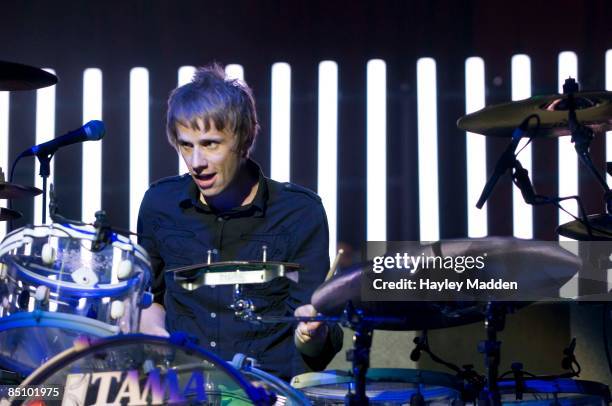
[
  {"left": 317, "top": 61, "right": 338, "bottom": 260},
  {"left": 367, "top": 59, "right": 387, "bottom": 242},
  {"left": 606, "top": 50, "right": 612, "bottom": 183},
  {"left": 270, "top": 63, "right": 291, "bottom": 182},
  {"left": 225, "top": 64, "right": 244, "bottom": 81},
  {"left": 129, "top": 68, "right": 149, "bottom": 236},
  {"left": 177, "top": 66, "right": 196, "bottom": 175},
  {"left": 511, "top": 55, "right": 533, "bottom": 239},
  {"left": 0, "top": 91, "right": 8, "bottom": 236},
  {"left": 34, "top": 69, "right": 56, "bottom": 225},
  {"left": 557, "top": 52, "right": 578, "bottom": 233},
  {"left": 82, "top": 68, "right": 103, "bottom": 223},
  {"left": 465, "top": 57, "right": 487, "bottom": 237},
  {"left": 417, "top": 58, "right": 439, "bottom": 241}
]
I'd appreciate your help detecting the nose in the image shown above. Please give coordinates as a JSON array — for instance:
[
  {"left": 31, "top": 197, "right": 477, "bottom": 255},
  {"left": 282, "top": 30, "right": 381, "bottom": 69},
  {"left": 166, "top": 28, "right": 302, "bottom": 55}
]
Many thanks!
[{"left": 190, "top": 147, "right": 208, "bottom": 174}]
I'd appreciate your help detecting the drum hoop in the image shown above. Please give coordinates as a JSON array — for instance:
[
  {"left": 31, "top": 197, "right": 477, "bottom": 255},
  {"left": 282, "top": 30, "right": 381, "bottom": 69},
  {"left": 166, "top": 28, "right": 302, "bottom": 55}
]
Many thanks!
[
  {"left": 19, "top": 333, "right": 269, "bottom": 405},
  {"left": 7, "top": 257, "right": 141, "bottom": 297},
  {"left": 0, "top": 311, "right": 119, "bottom": 335},
  {"left": 498, "top": 377, "right": 611, "bottom": 401}
]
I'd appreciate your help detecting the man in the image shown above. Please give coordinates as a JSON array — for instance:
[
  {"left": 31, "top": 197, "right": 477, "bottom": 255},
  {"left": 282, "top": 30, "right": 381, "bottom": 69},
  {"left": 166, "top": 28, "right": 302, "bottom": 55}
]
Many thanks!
[{"left": 137, "top": 63, "right": 342, "bottom": 380}]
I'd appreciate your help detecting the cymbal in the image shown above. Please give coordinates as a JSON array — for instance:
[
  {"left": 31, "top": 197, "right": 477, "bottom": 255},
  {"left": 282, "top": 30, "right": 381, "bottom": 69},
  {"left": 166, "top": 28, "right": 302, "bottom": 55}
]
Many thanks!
[
  {"left": 312, "top": 238, "right": 580, "bottom": 330},
  {"left": 0, "top": 182, "right": 42, "bottom": 199},
  {"left": 557, "top": 213, "right": 612, "bottom": 241},
  {"left": 171, "top": 260, "right": 302, "bottom": 288},
  {"left": 457, "top": 91, "right": 612, "bottom": 137},
  {"left": 0, "top": 60, "right": 58, "bottom": 91},
  {"left": 0, "top": 207, "right": 22, "bottom": 221}
]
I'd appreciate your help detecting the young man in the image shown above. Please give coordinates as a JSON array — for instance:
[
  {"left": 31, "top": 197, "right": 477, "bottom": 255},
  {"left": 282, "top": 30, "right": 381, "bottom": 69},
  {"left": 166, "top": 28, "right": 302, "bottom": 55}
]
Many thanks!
[{"left": 137, "top": 64, "right": 342, "bottom": 380}]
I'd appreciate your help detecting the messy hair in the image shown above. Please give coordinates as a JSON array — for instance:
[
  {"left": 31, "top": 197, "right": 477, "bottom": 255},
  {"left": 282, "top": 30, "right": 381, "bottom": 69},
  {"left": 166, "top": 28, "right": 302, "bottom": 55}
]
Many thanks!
[{"left": 166, "top": 63, "right": 259, "bottom": 157}]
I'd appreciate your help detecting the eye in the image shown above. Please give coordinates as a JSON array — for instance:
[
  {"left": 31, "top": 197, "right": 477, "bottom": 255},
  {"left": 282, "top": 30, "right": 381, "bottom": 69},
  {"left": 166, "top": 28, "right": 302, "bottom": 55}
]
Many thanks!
[
  {"left": 178, "top": 141, "right": 192, "bottom": 149},
  {"left": 203, "top": 140, "right": 220, "bottom": 149}
]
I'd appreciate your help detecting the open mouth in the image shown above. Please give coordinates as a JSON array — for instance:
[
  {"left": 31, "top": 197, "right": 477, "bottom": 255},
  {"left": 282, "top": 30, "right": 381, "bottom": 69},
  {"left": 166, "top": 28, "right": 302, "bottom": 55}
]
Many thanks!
[{"left": 194, "top": 173, "right": 216, "bottom": 188}]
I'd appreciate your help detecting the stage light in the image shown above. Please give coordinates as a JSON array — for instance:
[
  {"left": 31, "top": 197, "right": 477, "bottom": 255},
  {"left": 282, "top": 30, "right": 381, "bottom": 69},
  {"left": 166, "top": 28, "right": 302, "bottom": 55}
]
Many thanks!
[
  {"left": 82, "top": 68, "right": 103, "bottom": 223},
  {"left": 271, "top": 62, "right": 291, "bottom": 182},
  {"left": 511, "top": 54, "right": 533, "bottom": 239},
  {"left": 225, "top": 64, "right": 244, "bottom": 81},
  {"left": 0, "top": 91, "right": 8, "bottom": 236},
  {"left": 129, "top": 67, "right": 149, "bottom": 238},
  {"left": 318, "top": 61, "right": 338, "bottom": 260},
  {"left": 606, "top": 50, "right": 612, "bottom": 183},
  {"left": 417, "top": 58, "right": 439, "bottom": 241},
  {"left": 177, "top": 66, "right": 196, "bottom": 175},
  {"left": 465, "top": 57, "right": 487, "bottom": 237}
]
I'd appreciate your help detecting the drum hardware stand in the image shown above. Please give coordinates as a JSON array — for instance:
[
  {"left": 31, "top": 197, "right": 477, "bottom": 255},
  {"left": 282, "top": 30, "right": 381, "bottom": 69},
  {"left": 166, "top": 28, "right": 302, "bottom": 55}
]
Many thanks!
[
  {"left": 342, "top": 301, "right": 373, "bottom": 406},
  {"left": 476, "top": 302, "right": 507, "bottom": 406},
  {"left": 92, "top": 210, "right": 111, "bottom": 252},
  {"left": 230, "top": 246, "right": 267, "bottom": 321}
]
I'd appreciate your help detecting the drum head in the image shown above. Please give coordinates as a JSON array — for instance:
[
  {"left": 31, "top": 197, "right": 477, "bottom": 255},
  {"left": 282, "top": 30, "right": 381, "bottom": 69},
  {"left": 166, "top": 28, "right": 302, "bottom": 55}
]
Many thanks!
[
  {"left": 238, "top": 365, "right": 311, "bottom": 405},
  {"left": 291, "top": 368, "right": 463, "bottom": 405},
  {"left": 11, "top": 334, "right": 270, "bottom": 405},
  {"left": 0, "top": 312, "right": 117, "bottom": 376}
]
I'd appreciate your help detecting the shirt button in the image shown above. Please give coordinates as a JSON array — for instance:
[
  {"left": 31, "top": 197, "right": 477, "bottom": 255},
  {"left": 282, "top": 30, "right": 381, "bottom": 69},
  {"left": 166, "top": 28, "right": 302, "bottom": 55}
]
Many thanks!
[
  {"left": 210, "top": 312, "right": 216, "bottom": 318},
  {"left": 217, "top": 217, "right": 224, "bottom": 223},
  {"left": 210, "top": 341, "right": 217, "bottom": 348}
]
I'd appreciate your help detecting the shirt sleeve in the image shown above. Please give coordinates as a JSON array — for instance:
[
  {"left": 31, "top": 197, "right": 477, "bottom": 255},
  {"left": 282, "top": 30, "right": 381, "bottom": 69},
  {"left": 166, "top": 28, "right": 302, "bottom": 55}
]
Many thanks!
[
  {"left": 137, "top": 190, "right": 166, "bottom": 307},
  {"left": 287, "top": 201, "right": 344, "bottom": 369}
]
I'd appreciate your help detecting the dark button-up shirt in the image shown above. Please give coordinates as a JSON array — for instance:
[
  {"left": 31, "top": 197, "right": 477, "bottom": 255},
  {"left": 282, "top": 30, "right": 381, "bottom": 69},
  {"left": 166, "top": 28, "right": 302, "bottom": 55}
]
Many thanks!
[{"left": 137, "top": 160, "right": 341, "bottom": 379}]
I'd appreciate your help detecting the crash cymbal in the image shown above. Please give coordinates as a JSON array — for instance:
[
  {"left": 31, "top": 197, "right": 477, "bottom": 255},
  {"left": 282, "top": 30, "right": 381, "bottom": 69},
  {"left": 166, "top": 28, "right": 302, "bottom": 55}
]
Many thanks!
[
  {"left": 171, "top": 260, "right": 302, "bottom": 287},
  {"left": 0, "top": 207, "right": 22, "bottom": 221},
  {"left": 557, "top": 213, "right": 612, "bottom": 241},
  {"left": 457, "top": 91, "right": 612, "bottom": 137},
  {"left": 0, "top": 60, "right": 58, "bottom": 91},
  {"left": 312, "top": 238, "right": 580, "bottom": 330},
  {"left": 0, "top": 182, "right": 42, "bottom": 199}
]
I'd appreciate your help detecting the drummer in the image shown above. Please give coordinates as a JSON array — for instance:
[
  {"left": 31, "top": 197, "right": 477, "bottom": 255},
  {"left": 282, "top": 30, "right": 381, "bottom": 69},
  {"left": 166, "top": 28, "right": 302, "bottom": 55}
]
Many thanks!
[{"left": 137, "top": 63, "right": 343, "bottom": 380}]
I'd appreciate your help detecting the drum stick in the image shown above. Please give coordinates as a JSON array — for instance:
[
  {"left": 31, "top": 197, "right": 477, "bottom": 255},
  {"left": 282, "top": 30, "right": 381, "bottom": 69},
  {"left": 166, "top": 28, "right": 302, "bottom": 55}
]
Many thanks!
[{"left": 324, "top": 248, "right": 344, "bottom": 282}]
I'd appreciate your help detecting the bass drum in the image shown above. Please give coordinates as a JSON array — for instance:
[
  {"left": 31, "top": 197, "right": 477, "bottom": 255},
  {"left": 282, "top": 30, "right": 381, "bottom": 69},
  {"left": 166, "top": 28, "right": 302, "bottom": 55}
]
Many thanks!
[
  {"left": 3, "top": 334, "right": 275, "bottom": 405},
  {"left": 497, "top": 378, "right": 611, "bottom": 405},
  {"left": 291, "top": 369, "right": 464, "bottom": 405}
]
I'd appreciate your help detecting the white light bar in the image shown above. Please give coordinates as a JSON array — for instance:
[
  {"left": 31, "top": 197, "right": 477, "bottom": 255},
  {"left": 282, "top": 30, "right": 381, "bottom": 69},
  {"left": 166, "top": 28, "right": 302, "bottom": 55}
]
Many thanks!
[
  {"left": 34, "top": 69, "right": 56, "bottom": 225},
  {"left": 177, "top": 66, "right": 196, "bottom": 175},
  {"left": 317, "top": 61, "right": 338, "bottom": 260},
  {"left": 557, "top": 51, "right": 578, "bottom": 234},
  {"left": 511, "top": 54, "right": 533, "bottom": 239},
  {"left": 465, "top": 57, "right": 487, "bottom": 237},
  {"left": 416, "top": 58, "right": 439, "bottom": 241},
  {"left": 225, "top": 64, "right": 244, "bottom": 81},
  {"left": 0, "top": 91, "right": 8, "bottom": 237},
  {"left": 129, "top": 68, "right": 149, "bottom": 236},
  {"left": 367, "top": 59, "right": 387, "bottom": 242},
  {"left": 270, "top": 62, "right": 291, "bottom": 182},
  {"left": 82, "top": 68, "right": 103, "bottom": 223},
  {"left": 606, "top": 50, "right": 612, "bottom": 183}
]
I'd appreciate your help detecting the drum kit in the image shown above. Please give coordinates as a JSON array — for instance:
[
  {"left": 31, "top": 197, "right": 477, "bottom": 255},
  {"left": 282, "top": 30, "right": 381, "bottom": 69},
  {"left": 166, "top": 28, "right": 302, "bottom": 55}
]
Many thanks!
[{"left": 0, "top": 60, "right": 609, "bottom": 405}]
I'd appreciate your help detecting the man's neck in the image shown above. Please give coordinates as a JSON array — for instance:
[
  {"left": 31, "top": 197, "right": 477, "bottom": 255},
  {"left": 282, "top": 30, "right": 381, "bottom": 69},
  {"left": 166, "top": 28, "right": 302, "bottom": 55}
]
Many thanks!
[{"left": 199, "top": 160, "right": 259, "bottom": 211}]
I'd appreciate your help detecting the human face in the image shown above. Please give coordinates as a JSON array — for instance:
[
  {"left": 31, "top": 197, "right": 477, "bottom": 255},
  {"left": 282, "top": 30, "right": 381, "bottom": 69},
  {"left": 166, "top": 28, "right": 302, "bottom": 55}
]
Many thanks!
[{"left": 176, "top": 120, "right": 241, "bottom": 200}]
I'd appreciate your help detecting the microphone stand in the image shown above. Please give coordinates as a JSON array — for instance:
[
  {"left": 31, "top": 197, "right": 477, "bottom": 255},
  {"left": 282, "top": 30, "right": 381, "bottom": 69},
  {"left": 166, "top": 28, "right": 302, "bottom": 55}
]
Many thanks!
[{"left": 36, "top": 151, "right": 53, "bottom": 224}]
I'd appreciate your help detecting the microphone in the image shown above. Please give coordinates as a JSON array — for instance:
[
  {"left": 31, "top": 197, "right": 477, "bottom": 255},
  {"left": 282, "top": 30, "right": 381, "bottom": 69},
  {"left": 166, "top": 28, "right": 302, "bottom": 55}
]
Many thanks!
[
  {"left": 20, "top": 120, "right": 105, "bottom": 157},
  {"left": 476, "top": 117, "right": 532, "bottom": 209}
]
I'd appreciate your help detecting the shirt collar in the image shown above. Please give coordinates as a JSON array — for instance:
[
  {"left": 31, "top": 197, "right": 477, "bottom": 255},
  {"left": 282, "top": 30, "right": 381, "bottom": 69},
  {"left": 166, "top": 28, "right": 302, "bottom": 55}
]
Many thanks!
[{"left": 178, "top": 159, "right": 268, "bottom": 217}]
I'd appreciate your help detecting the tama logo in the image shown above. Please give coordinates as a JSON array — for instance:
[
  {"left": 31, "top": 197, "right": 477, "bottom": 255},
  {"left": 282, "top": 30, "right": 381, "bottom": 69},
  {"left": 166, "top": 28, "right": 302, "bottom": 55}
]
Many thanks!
[{"left": 62, "top": 369, "right": 208, "bottom": 405}]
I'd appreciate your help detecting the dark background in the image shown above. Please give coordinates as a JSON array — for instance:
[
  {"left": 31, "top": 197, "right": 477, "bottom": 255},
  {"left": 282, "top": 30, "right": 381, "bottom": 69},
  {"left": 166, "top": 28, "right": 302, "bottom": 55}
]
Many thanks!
[{"left": 2, "top": 0, "right": 612, "bottom": 385}]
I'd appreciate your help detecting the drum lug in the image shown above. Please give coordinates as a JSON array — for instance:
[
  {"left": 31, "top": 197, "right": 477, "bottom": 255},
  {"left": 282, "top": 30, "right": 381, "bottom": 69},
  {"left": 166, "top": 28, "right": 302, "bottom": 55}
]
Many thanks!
[
  {"left": 41, "top": 243, "right": 56, "bottom": 265},
  {"left": 117, "top": 259, "right": 133, "bottom": 279},
  {"left": 0, "top": 264, "right": 7, "bottom": 280}
]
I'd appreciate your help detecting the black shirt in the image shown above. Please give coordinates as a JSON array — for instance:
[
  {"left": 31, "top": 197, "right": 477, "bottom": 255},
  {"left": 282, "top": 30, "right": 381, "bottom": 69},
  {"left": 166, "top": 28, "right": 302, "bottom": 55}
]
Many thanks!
[{"left": 137, "top": 160, "right": 342, "bottom": 379}]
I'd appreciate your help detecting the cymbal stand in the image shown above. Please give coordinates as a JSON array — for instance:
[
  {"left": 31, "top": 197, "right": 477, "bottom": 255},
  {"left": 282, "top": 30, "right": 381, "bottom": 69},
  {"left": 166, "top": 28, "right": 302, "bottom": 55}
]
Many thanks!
[
  {"left": 563, "top": 78, "right": 612, "bottom": 214},
  {"left": 477, "top": 302, "right": 506, "bottom": 406},
  {"left": 342, "top": 301, "right": 373, "bottom": 406}
]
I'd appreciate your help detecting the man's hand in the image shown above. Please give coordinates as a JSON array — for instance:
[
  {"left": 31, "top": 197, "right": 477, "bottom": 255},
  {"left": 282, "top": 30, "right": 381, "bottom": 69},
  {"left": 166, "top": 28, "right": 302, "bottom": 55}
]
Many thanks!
[
  {"left": 139, "top": 303, "right": 170, "bottom": 337},
  {"left": 294, "top": 304, "right": 328, "bottom": 356}
]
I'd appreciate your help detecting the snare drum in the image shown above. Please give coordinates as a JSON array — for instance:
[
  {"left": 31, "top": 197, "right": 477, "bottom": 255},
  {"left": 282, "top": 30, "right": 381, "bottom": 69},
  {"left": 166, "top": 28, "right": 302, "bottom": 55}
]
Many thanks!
[
  {"left": 291, "top": 369, "right": 463, "bottom": 405},
  {"left": 5, "top": 334, "right": 272, "bottom": 405},
  {"left": 0, "top": 223, "right": 152, "bottom": 376},
  {"left": 497, "top": 377, "right": 611, "bottom": 405}
]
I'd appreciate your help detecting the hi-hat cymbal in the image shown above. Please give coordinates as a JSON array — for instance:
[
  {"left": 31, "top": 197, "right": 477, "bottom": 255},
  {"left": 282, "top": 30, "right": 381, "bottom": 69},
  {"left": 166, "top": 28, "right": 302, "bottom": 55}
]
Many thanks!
[
  {"left": 0, "top": 60, "right": 58, "bottom": 91},
  {"left": 0, "top": 207, "right": 22, "bottom": 221},
  {"left": 0, "top": 182, "right": 42, "bottom": 199},
  {"left": 457, "top": 91, "right": 612, "bottom": 137}
]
